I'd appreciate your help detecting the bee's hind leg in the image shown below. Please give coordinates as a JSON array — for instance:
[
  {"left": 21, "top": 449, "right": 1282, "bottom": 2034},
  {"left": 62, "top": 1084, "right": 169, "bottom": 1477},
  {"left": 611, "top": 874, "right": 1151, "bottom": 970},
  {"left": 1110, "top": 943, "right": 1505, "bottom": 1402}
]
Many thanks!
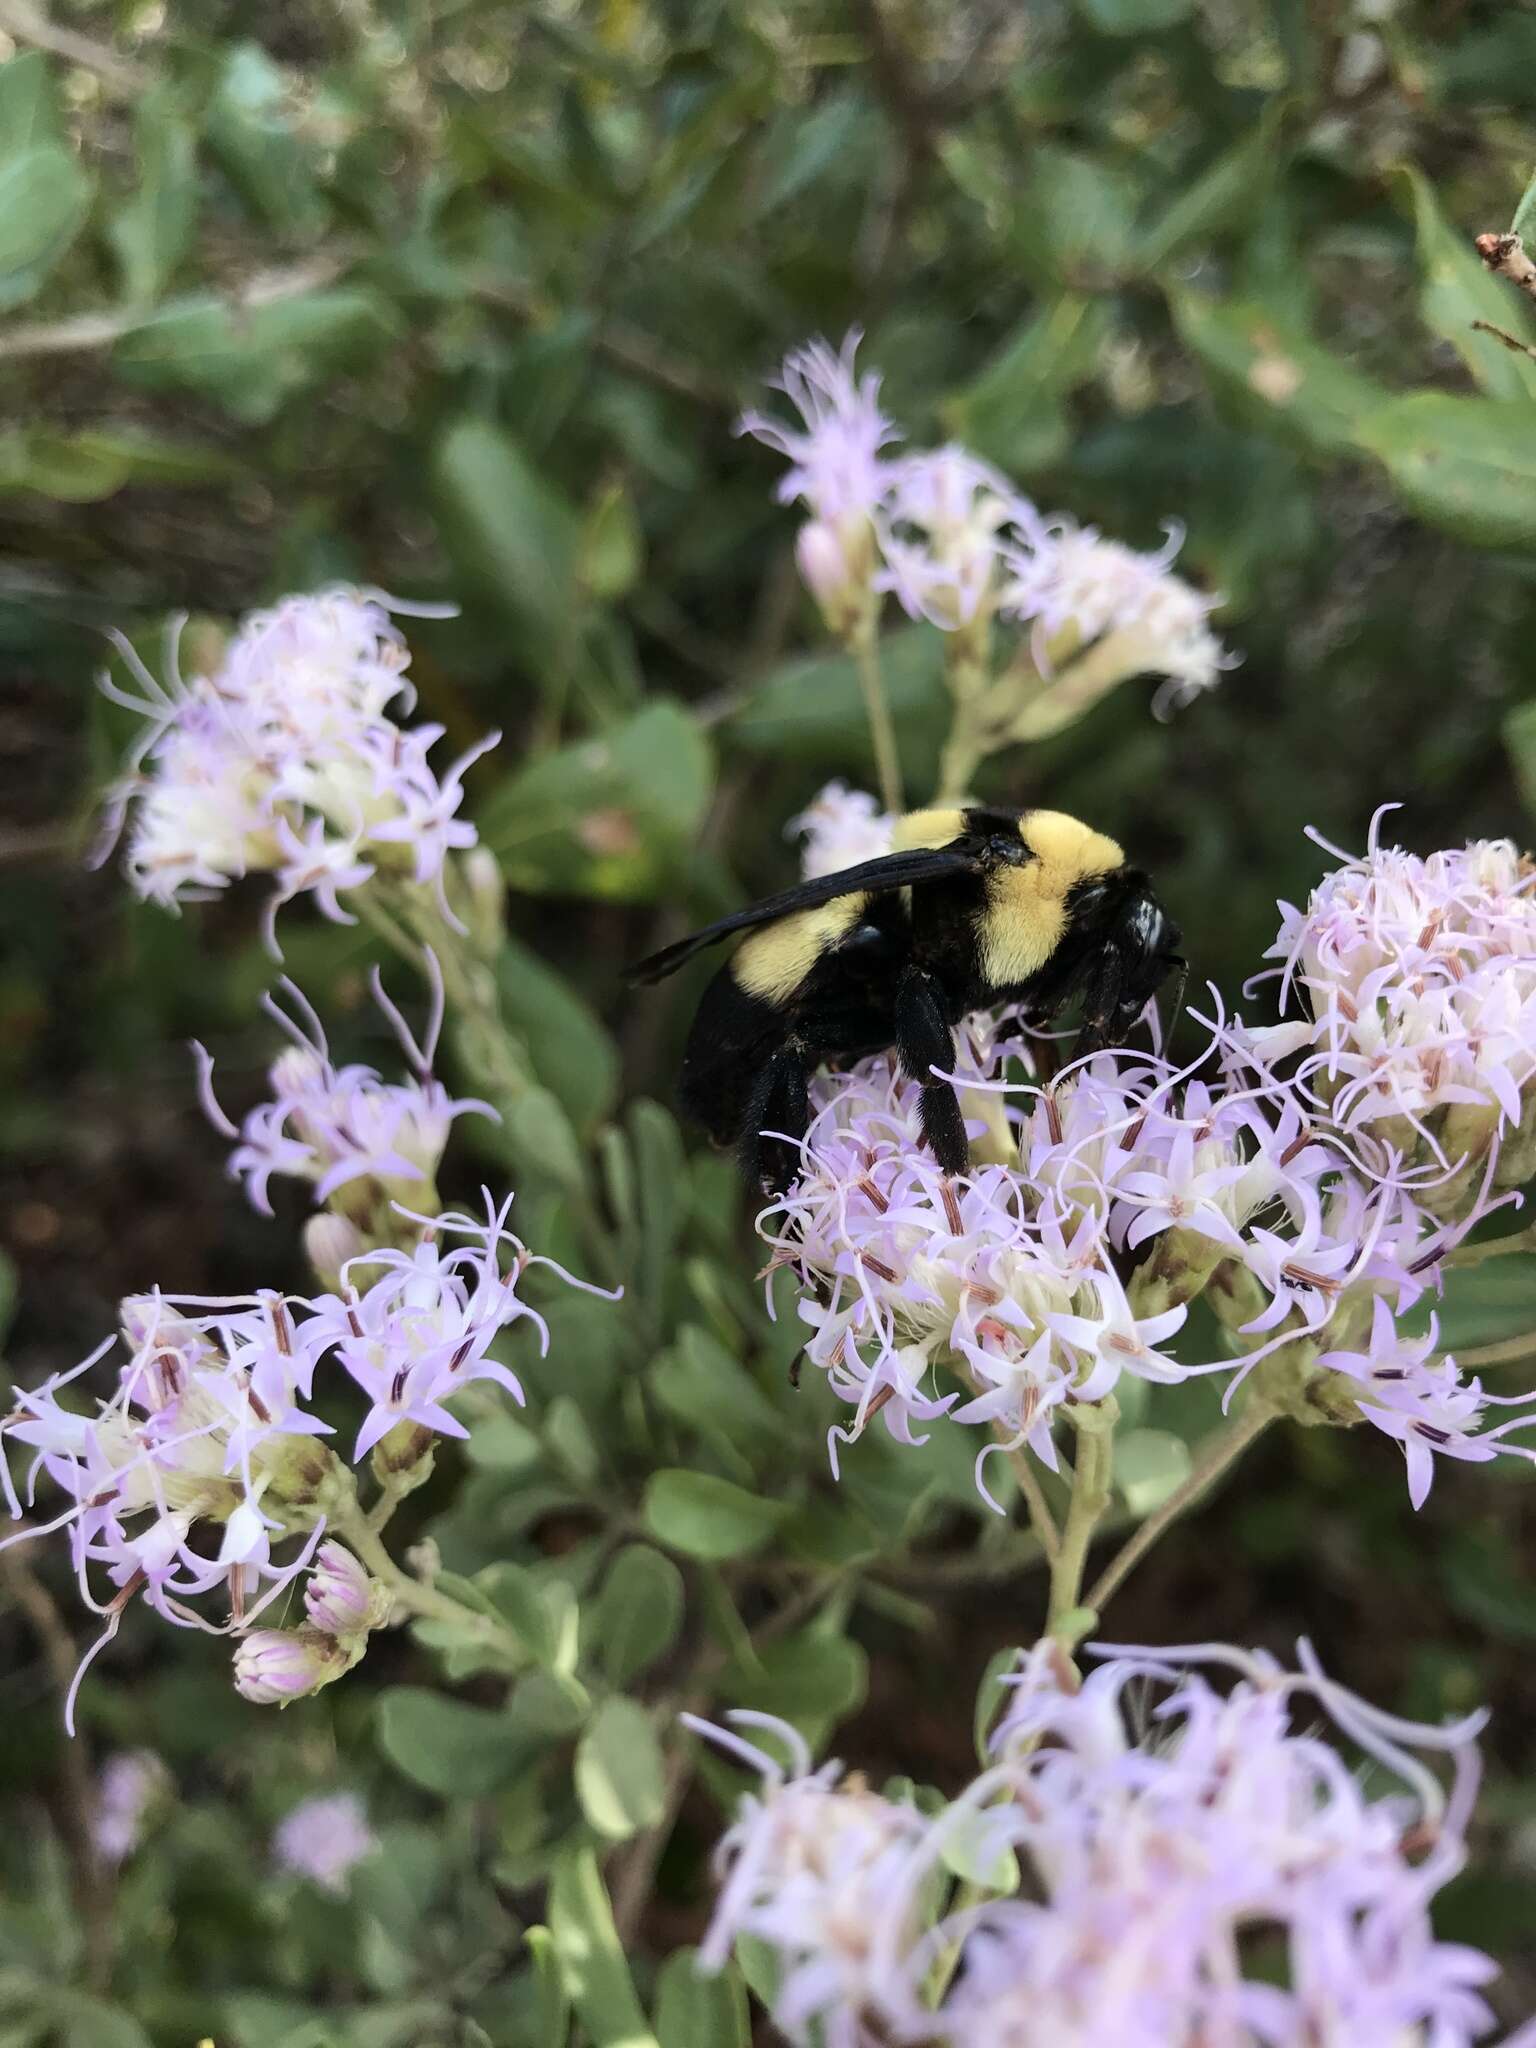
[
  {"left": 737, "top": 1040, "right": 813, "bottom": 1197},
  {"left": 893, "top": 966, "right": 969, "bottom": 1177}
]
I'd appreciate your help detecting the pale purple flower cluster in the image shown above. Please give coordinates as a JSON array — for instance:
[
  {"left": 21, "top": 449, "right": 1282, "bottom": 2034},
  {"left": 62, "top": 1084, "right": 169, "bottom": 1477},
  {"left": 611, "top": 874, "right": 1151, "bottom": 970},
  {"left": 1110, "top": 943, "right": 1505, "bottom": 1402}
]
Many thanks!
[
  {"left": 786, "top": 782, "right": 894, "bottom": 880},
  {"left": 272, "top": 1790, "right": 378, "bottom": 1894},
  {"left": 741, "top": 334, "right": 1232, "bottom": 704},
  {"left": 999, "top": 516, "right": 1236, "bottom": 713},
  {"left": 690, "top": 1644, "right": 1527, "bottom": 2048},
  {"left": 0, "top": 1196, "right": 589, "bottom": 1720},
  {"left": 93, "top": 1749, "right": 169, "bottom": 1862},
  {"left": 97, "top": 587, "right": 496, "bottom": 947},
  {"left": 761, "top": 999, "right": 1536, "bottom": 1507},
  {"left": 195, "top": 963, "right": 492, "bottom": 1222},
  {"left": 1238, "top": 814, "right": 1536, "bottom": 1178}
]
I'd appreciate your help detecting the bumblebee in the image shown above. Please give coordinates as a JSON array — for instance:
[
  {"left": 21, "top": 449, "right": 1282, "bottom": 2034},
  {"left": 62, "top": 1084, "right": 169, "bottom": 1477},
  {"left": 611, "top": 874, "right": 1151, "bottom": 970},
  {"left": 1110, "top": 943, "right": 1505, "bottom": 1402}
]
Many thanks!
[{"left": 628, "top": 805, "right": 1184, "bottom": 1194}]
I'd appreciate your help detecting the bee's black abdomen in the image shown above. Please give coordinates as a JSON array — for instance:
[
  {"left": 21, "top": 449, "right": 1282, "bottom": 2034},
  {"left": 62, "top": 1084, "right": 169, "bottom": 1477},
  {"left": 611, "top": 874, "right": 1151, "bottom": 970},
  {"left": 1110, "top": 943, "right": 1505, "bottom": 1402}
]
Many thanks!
[{"left": 677, "top": 963, "right": 787, "bottom": 1147}]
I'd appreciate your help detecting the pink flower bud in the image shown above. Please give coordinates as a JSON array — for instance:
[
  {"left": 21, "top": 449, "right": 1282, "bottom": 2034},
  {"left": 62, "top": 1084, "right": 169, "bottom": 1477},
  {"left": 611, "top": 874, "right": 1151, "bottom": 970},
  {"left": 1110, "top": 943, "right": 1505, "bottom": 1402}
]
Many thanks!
[
  {"left": 303, "top": 1541, "right": 373, "bottom": 1638},
  {"left": 233, "top": 1627, "right": 349, "bottom": 1706},
  {"left": 795, "top": 519, "right": 852, "bottom": 614}
]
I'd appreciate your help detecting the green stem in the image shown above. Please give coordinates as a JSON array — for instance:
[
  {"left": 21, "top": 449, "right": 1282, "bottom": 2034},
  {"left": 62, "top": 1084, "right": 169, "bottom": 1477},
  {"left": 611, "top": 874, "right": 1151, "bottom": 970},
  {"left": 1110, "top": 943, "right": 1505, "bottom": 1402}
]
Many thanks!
[
  {"left": 936, "top": 698, "right": 987, "bottom": 805},
  {"left": 851, "top": 618, "right": 904, "bottom": 815},
  {"left": 361, "top": 879, "right": 533, "bottom": 1121},
  {"left": 1005, "top": 1438, "right": 1061, "bottom": 1562},
  {"left": 1445, "top": 1221, "right": 1536, "bottom": 1268},
  {"left": 1046, "top": 1398, "right": 1118, "bottom": 1647},
  {"left": 1443, "top": 1330, "right": 1536, "bottom": 1368},
  {"left": 1084, "top": 1402, "right": 1273, "bottom": 1617},
  {"left": 334, "top": 1506, "right": 519, "bottom": 1646}
]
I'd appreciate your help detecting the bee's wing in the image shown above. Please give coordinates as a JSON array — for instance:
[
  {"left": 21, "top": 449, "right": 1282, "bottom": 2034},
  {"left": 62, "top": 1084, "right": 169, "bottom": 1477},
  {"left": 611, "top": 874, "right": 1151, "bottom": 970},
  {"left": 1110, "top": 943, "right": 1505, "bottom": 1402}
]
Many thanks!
[{"left": 625, "top": 842, "right": 985, "bottom": 986}]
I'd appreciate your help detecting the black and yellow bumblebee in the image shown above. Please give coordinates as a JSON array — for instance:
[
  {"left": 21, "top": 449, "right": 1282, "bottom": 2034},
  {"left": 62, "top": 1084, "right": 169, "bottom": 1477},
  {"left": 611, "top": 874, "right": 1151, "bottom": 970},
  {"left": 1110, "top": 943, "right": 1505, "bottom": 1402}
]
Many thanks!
[{"left": 628, "top": 805, "right": 1185, "bottom": 1194}]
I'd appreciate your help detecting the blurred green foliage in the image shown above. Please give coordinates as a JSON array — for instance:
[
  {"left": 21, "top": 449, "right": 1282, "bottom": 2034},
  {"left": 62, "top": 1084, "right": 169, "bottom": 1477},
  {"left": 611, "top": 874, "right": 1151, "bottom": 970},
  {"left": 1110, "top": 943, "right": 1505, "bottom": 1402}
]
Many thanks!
[{"left": 6, "top": 0, "right": 1536, "bottom": 2042}]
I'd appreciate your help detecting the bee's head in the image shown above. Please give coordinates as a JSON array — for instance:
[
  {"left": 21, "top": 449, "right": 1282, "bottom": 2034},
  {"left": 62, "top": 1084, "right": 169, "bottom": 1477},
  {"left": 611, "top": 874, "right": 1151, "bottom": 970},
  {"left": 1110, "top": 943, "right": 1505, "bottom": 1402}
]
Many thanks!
[{"left": 1073, "top": 869, "right": 1186, "bottom": 1052}]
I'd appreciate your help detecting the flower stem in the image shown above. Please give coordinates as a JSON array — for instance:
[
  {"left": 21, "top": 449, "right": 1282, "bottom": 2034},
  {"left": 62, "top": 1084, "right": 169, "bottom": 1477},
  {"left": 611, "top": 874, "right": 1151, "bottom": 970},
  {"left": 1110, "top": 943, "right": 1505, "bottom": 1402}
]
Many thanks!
[
  {"left": 1005, "top": 1438, "right": 1061, "bottom": 1562},
  {"left": 1443, "top": 1329, "right": 1536, "bottom": 1368},
  {"left": 1444, "top": 1221, "right": 1536, "bottom": 1268},
  {"left": 1084, "top": 1402, "right": 1273, "bottom": 1617},
  {"left": 1046, "top": 1398, "right": 1118, "bottom": 1648},
  {"left": 333, "top": 1507, "right": 519, "bottom": 1647},
  {"left": 851, "top": 617, "right": 904, "bottom": 815}
]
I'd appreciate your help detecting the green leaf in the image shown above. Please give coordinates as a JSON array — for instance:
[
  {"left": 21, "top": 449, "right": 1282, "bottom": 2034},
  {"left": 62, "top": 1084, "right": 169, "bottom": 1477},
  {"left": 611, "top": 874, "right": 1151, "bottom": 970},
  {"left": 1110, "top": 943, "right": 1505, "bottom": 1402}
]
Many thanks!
[
  {"left": 1506, "top": 701, "right": 1536, "bottom": 818},
  {"left": 0, "top": 427, "right": 236, "bottom": 502},
  {"left": 938, "top": 1803, "right": 1019, "bottom": 1892},
  {"left": 1076, "top": 0, "right": 1192, "bottom": 30},
  {"left": 731, "top": 624, "right": 946, "bottom": 768},
  {"left": 1169, "top": 289, "right": 1388, "bottom": 458},
  {"left": 494, "top": 934, "right": 618, "bottom": 1129},
  {"left": 114, "top": 289, "right": 398, "bottom": 424},
  {"left": 109, "top": 91, "right": 198, "bottom": 304},
  {"left": 1423, "top": 1254, "right": 1536, "bottom": 1351},
  {"left": 1399, "top": 166, "right": 1536, "bottom": 402},
  {"left": 1115, "top": 1428, "right": 1194, "bottom": 1516},
  {"left": 477, "top": 1560, "right": 564, "bottom": 1668},
  {"left": 431, "top": 418, "right": 581, "bottom": 675},
  {"left": 942, "top": 296, "right": 1111, "bottom": 474},
  {"left": 1141, "top": 109, "right": 1286, "bottom": 271},
  {"left": 580, "top": 480, "right": 644, "bottom": 601},
  {"left": 1015, "top": 147, "right": 1142, "bottom": 282},
  {"left": 643, "top": 1470, "right": 790, "bottom": 1561},
  {"left": 205, "top": 42, "right": 326, "bottom": 236},
  {"left": 653, "top": 1950, "right": 750, "bottom": 2048},
  {"left": 631, "top": 1098, "right": 687, "bottom": 1309},
  {"left": 0, "top": 146, "right": 93, "bottom": 310},
  {"left": 722, "top": 1628, "right": 868, "bottom": 1721},
  {"left": 972, "top": 1645, "right": 1020, "bottom": 1767},
  {"left": 1355, "top": 394, "right": 1536, "bottom": 545},
  {"left": 374, "top": 1687, "right": 518, "bottom": 1797},
  {"left": 523, "top": 1928, "right": 572, "bottom": 2048},
  {"left": 504, "top": 1085, "right": 589, "bottom": 1197},
  {"left": 1511, "top": 167, "right": 1536, "bottom": 243},
  {"left": 480, "top": 700, "right": 713, "bottom": 900},
  {"left": 547, "top": 1849, "right": 660, "bottom": 2048},
  {"left": 0, "top": 53, "right": 64, "bottom": 155},
  {"left": 593, "top": 1546, "right": 686, "bottom": 1687},
  {"left": 55, "top": 1999, "right": 152, "bottom": 2048},
  {"left": 575, "top": 1697, "right": 667, "bottom": 1841}
]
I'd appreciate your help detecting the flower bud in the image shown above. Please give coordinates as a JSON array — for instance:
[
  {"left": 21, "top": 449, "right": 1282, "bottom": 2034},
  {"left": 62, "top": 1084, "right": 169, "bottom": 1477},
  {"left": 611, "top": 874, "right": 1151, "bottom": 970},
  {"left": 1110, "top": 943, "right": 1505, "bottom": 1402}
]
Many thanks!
[
  {"left": 303, "top": 1213, "right": 366, "bottom": 1292},
  {"left": 796, "top": 519, "right": 870, "bottom": 640},
  {"left": 255, "top": 1433, "right": 348, "bottom": 1517},
  {"left": 233, "top": 1626, "right": 354, "bottom": 1705},
  {"left": 303, "top": 1541, "right": 375, "bottom": 1639},
  {"left": 462, "top": 846, "right": 507, "bottom": 955},
  {"left": 370, "top": 1419, "right": 435, "bottom": 1494}
]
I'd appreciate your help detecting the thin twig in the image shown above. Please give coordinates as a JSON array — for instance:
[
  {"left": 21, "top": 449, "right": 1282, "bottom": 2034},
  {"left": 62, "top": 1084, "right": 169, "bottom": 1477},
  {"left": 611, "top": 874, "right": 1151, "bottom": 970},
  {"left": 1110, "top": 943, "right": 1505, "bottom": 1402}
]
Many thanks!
[
  {"left": 0, "top": 253, "right": 356, "bottom": 363},
  {"left": 469, "top": 273, "right": 738, "bottom": 413},
  {"left": 0, "top": 0, "right": 152, "bottom": 95},
  {"left": 2, "top": 1547, "right": 114, "bottom": 1989},
  {"left": 1085, "top": 1403, "right": 1274, "bottom": 1617},
  {"left": 1475, "top": 232, "right": 1536, "bottom": 304},
  {"left": 1470, "top": 319, "right": 1536, "bottom": 362},
  {"left": 609, "top": 1574, "right": 841, "bottom": 1946}
]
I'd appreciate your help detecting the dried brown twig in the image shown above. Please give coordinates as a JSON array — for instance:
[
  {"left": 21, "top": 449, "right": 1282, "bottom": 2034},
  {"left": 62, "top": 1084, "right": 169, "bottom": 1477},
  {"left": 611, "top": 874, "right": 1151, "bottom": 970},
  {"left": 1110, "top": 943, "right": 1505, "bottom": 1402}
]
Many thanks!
[{"left": 1474, "top": 231, "right": 1536, "bottom": 302}]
